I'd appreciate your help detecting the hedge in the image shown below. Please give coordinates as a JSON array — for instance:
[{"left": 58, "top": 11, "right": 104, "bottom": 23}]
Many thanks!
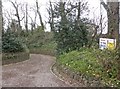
[{"left": 2, "top": 52, "right": 30, "bottom": 65}]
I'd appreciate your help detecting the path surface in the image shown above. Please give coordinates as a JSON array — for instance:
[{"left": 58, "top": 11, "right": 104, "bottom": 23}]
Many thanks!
[{"left": 2, "top": 54, "right": 70, "bottom": 87}]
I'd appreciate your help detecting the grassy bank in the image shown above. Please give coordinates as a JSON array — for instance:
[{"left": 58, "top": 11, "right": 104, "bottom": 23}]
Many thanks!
[{"left": 57, "top": 48, "right": 120, "bottom": 87}]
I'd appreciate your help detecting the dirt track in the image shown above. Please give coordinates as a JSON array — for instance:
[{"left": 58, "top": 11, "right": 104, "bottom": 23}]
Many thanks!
[{"left": 2, "top": 54, "right": 70, "bottom": 87}]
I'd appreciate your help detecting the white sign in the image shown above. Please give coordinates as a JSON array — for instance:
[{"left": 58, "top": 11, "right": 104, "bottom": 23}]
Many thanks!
[
  {"left": 99, "top": 38, "right": 116, "bottom": 50},
  {"left": 99, "top": 38, "right": 108, "bottom": 50}
]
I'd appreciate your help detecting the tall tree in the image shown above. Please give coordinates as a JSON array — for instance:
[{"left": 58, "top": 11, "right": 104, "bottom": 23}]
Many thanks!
[
  {"left": 0, "top": 0, "right": 3, "bottom": 52},
  {"left": 101, "top": 0, "right": 119, "bottom": 47},
  {"left": 48, "top": 0, "right": 89, "bottom": 54},
  {"left": 25, "top": 3, "right": 28, "bottom": 32},
  {"left": 10, "top": 1, "right": 20, "bottom": 29},
  {"left": 36, "top": 0, "right": 44, "bottom": 30},
  {"left": 101, "top": 0, "right": 120, "bottom": 81},
  {"left": 28, "top": 7, "right": 37, "bottom": 33},
  {"left": 9, "top": 0, "right": 25, "bottom": 34},
  {"left": 47, "top": 1, "right": 54, "bottom": 32},
  {"left": 0, "top": 1, "right": 3, "bottom": 87}
]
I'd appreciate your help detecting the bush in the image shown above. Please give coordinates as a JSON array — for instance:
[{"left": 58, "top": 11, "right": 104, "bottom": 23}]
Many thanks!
[
  {"left": 57, "top": 48, "right": 120, "bottom": 87},
  {"left": 54, "top": 22, "right": 88, "bottom": 55},
  {"left": 2, "top": 32, "right": 25, "bottom": 53}
]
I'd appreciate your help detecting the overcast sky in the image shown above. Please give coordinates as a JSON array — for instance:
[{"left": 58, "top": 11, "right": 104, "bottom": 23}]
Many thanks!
[{"left": 2, "top": 0, "right": 108, "bottom": 33}]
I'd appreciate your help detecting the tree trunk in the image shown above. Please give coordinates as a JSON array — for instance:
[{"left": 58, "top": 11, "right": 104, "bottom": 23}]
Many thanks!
[
  {"left": 107, "top": 1, "right": 119, "bottom": 47},
  {"left": 0, "top": 0, "right": 2, "bottom": 43},
  {"left": 77, "top": 2, "right": 81, "bottom": 23},
  {"left": 36, "top": 0, "right": 44, "bottom": 30},
  {"left": 0, "top": 0, "right": 2, "bottom": 37},
  {"left": 60, "top": 2, "right": 67, "bottom": 25},
  {"left": 101, "top": 0, "right": 119, "bottom": 48},
  {"left": 49, "top": 1, "right": 54, "bottom": 32},
  {"left": 25, "top": 4, "right": 28, "bottom": 32},
  {"left": 0, "top": 1, "right": 2, "bottom": 87}
]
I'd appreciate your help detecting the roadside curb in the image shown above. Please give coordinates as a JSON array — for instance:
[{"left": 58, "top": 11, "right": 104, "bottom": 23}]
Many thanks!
[
  {"left": 51, "top": 62, "right": 104, "bottom": 87},
  {"left": 50, "top": 60, "right": 82, "bottom": 87},
  {"left": 2, "top": 52, "right": 30, "bottom": 66},
  {"left": 50, "top": 60, "right": 72, "bottom": 87},
  {"left": 3, "top": 58, "right": 30, "bottom": 67}
]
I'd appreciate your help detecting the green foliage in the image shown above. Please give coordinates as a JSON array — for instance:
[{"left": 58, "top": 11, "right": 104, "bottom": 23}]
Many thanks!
[
  {"left": 55, "top": 22, "right": 88, "bottom": 55},
  {"left": 50, "top": 1, "right": 89, "bottom": 54},
  {"left": 2, "top": 32, "right": 25, "bottom": 53},
  {"left": 20, "top": 28, "right": 56, "bottom": 55},
  {"left": 58, "top": 48, "right": 120, "bottom": 87},
  {"left": 40, "top": 41, "right": 57, "bottom": 52},
  {"left": 25, "top": 30, "right": 45, "bottom": 48},
  {"left": 29, "top": 41, "right": 57, "bottom": 56}
]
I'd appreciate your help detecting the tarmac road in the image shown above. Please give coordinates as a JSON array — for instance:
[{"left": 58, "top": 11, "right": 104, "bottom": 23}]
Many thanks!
[{"left": 2, "top": 54, "right": 70, "bottom": 87}]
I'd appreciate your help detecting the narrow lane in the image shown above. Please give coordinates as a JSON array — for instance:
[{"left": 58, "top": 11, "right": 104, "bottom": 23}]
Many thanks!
[{"left": 2, "top": 54, "right": 70, "bottom": 87}]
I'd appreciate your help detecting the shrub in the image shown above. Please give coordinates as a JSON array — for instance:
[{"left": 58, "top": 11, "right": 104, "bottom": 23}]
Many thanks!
[
  {"left": 2, "top": 32, "right": 25, "bottom": 53},
  {"left": 54, "top": 22, "right": 88, "bottom": 55}
]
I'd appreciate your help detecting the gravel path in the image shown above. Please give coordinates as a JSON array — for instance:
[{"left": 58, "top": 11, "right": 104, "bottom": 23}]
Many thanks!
[{"left": 2, "top": 54, "right": 70, "bottom": 87}]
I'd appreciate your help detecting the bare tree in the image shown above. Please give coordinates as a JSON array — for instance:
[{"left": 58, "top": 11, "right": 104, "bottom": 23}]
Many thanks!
[
  {"left": 28, "top": 7, "right": 37, "bottom": 33},
  {"left": 47, "top": 1, "right": 54, "bottom": 32},
  {"left": 29, "top": 15, "right": 36, "bottom": 33},
  {"left": 3, "top": 9, "right": 17, "bottom": 31},
  {"left": 86, "top": 9, "right": 107, "bottom": 47},
  {"left": 87, "top": 18, "right": 99, "bottom": 47},
  {"left": 36, "top": 0, "right": 44, "bottom": 30},
  {"left": 9, "top": 0, "right": 25, "bottom": 31}
]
